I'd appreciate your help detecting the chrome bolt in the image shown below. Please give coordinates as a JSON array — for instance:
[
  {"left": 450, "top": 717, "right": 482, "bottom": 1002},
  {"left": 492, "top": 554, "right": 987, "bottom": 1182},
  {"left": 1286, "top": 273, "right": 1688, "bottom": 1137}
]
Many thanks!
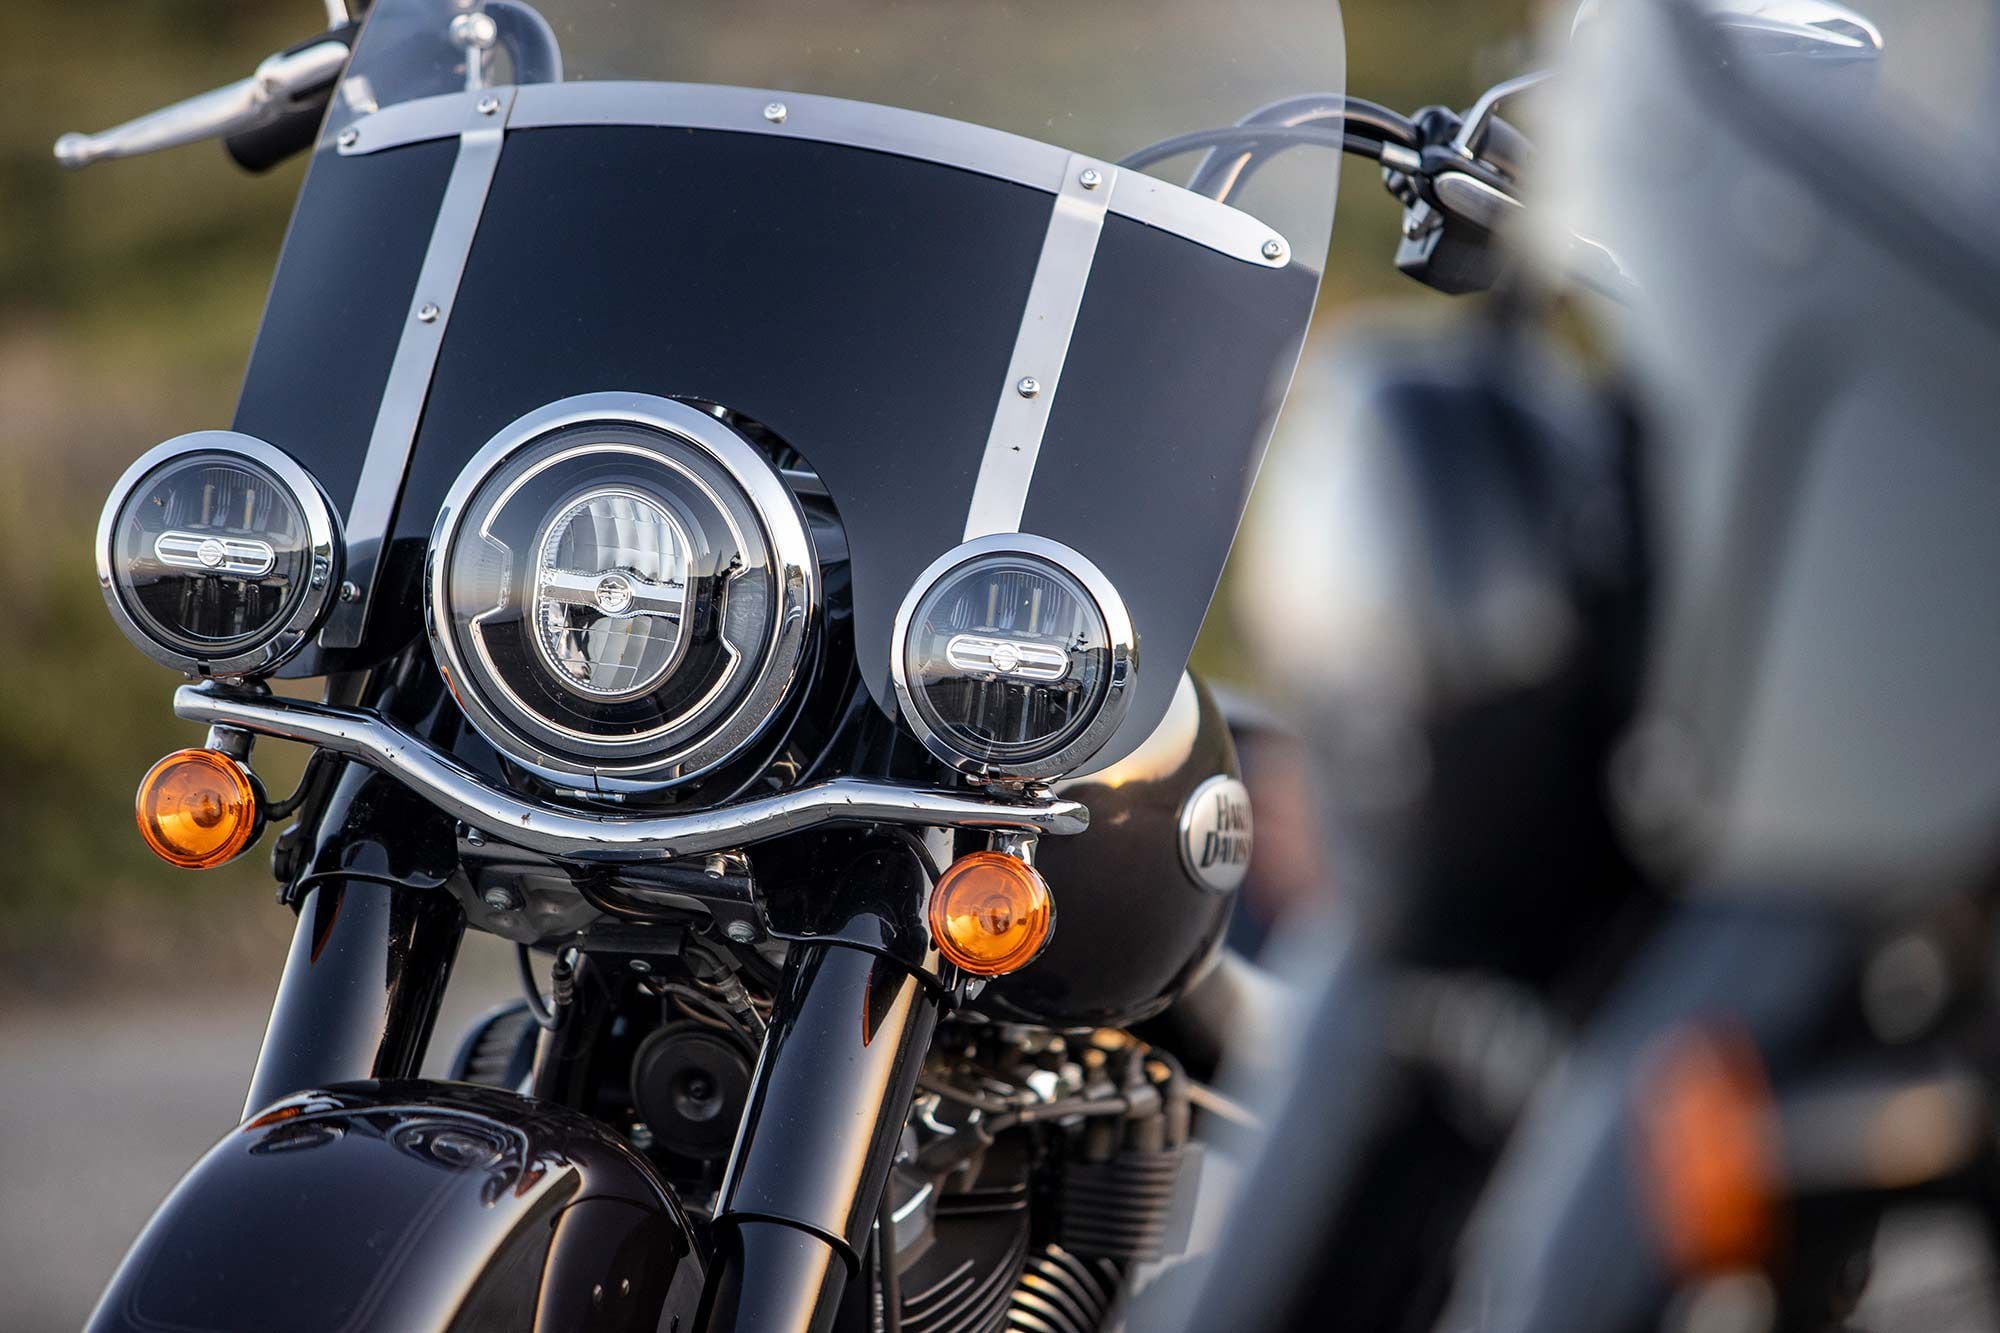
[
  {"left": 449, "top": 11, "right": 498, "bottom": 49},
  {"left": 763, "top": 101, "right": 788, "bottom": 124},
  {"left": 336, "top": 127, "right": 359, "bottom": 149},
  {"left": 628, "top": 958, "right": 653, "bottom": 974},
  {"left": 702, "top": 853, "right": 729, "bottom": 880},
  {"left": 724, "top": 919, "right": 758, "bottom": 944},
  {"left": 481, "top": 886, "right": 519, "bottom": 913},
  {"left": 1261, "top": 238, "right": 1286, "bottom": 261},
  {"left": 417, "top": 302, "right": 440, "bottom": 323},
  {"left": 338, "top": 580, "right": 361, "bottom": 603},
  {"left": 463, "top": 826, "right": 486, "bottom": 847},
  {"left": 1078, "top": 167, "right": 1103, "bottom": 190},
  {"left": 475, "top": 93, "right": 501, "bottom": 116},
  {"left": 1016, "top": 376, "right": 1041, "bottom": 399}
]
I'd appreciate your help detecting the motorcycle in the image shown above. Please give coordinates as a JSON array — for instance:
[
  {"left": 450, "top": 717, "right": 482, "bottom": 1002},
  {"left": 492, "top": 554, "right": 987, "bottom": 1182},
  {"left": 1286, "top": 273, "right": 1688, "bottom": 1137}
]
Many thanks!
[
  {"left": 59, "top": 1, "right": 1378, "bottom": 1329},
  {"left": 1174, "top": 0, "right": 2000, "bottom": 1329}
]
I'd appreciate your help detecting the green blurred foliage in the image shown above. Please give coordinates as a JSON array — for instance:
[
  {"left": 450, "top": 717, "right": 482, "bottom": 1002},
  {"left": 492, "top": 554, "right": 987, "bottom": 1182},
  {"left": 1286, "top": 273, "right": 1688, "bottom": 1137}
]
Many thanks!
[{"left": 0, "top": 0, "right": 1535, "bottom": 981}]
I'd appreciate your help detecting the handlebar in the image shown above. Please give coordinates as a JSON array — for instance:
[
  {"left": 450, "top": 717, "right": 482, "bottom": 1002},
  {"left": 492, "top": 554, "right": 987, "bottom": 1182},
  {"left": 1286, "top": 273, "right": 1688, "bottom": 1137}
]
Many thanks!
[{"left": 53, "top": 28, "right": 352, "bottom": 171}]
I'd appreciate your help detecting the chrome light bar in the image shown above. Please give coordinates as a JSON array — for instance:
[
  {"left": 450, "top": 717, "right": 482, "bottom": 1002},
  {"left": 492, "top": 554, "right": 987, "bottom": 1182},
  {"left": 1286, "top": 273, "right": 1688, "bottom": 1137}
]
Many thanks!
[{"left": 174, "top": 685, "right": 1088, "bottom": 861}]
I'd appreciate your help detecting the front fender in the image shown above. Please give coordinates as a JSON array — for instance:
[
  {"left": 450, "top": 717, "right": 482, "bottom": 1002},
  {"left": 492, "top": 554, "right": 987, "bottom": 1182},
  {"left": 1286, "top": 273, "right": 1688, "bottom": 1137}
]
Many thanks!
[{"left": 86, "top": 1080, "right": 703, "bottom": 1333}]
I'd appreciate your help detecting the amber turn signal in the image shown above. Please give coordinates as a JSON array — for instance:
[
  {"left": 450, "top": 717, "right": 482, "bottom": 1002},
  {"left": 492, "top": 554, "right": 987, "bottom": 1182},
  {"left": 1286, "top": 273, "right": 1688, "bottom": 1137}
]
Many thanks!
[
  {"left": 1636, "top": 1024, "right": 1780, "bottom": 1274},
  {"left": 135, "top": 748, "right": 259, "bottom": 869},
  {"left": 928, "top": 851, "right": 1055, "bottom": 976}
]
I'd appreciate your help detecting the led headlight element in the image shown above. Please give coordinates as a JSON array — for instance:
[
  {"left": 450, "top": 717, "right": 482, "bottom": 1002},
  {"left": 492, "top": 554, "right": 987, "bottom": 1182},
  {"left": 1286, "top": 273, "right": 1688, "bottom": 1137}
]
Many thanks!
[
  {"left": 892, "top": 535, "right": 1135, "bottom": 780},
  {"left": 96, "top": 432, "right": 340, "bottom": 678},
  {"left": 426, "top": 395, "right": 816, "bottom": 794},
  {"left": 529, "top": 487, "right": 691, "bottom": 698}
]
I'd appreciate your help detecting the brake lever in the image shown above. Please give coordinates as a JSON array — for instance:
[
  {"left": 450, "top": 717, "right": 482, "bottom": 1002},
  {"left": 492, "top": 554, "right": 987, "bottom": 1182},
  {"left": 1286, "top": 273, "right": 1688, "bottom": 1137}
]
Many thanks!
[{"left": 53, "top": 36, "right": 351, "bottom": 170}]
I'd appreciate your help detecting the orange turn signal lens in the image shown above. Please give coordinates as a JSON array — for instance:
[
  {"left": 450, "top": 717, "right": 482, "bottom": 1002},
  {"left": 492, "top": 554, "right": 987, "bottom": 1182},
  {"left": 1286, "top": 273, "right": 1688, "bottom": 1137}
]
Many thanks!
[
  {"left": 1636, "top": 1024, "right": 1779, "bottom": 1274},
  {"left": 135, "top": 748, "right": 259, "bottom": 869},
  {"left": 928, "top": 851, "right": 1055, "bottom": 977}
]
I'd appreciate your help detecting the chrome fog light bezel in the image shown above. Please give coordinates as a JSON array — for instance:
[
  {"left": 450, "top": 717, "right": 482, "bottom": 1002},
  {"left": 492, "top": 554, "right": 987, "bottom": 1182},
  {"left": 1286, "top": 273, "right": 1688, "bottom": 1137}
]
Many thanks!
[
  {"left": 891, "top": 533, "right": 1137, "bottom": 781},
  {"left": 95, "top": 431, "right": 342, "bottom": 679},
  {"left": 424, "top": 393, "right": 818, "bottom": 795}
]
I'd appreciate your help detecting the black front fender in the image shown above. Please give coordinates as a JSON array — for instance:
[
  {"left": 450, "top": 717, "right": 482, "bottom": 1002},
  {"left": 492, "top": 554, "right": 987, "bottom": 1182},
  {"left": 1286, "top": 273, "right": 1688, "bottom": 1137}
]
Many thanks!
[{"left": 87, "top": 1080, "right": 703, "bottom": 1333}]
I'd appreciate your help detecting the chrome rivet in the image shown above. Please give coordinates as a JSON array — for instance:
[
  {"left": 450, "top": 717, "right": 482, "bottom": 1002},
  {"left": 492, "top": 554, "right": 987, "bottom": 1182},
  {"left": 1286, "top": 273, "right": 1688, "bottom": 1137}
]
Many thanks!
[
  {"left": 1078, "top": 167, "right": 1103, "bottom": 190},
  {"left": 338, "top": 580, "right": 361, "bottom": 602},
  {"left": 1016, "top": 376, "right": 1041, "bottom": 399},
  {"left": 724, "top": 919, "right": 758, "bottom": 944},
  {"left": 628, "top": 958, "right": 653, "bottom": 974},
  {"left": 476, "top": 94, "right": 501, "bottom": 116},
  {"left": 1261, "top": 238, "right": 1286, "bottom": 261},
  {"left": 763, "top": 101, "right": 788, "bottom": 124},
  {"left": 336, "top": 127, "right": 359, "bottom": 149},
  {"left": 417, "top": 303, "right": 440, "bottom": 323}
]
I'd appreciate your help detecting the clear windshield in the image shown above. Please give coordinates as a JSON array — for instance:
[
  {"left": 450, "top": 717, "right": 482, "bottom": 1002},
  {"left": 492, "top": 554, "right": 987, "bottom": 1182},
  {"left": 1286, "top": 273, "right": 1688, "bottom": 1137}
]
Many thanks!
[{"left": 330, "top": 0, "right": 1345, "bottom": 269}]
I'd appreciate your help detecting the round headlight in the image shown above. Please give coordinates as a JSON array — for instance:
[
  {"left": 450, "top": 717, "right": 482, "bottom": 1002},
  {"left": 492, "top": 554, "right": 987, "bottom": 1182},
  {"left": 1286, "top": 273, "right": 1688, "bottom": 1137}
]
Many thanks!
[
  {"left": 95, "top": 432, "right": 340, "bottom": 678},
  {"left": 426, "top": 395, "right": 816, "bottom": 795},
  {"left": 892, "top": 535, "right": 1135, "bottom": 780}
]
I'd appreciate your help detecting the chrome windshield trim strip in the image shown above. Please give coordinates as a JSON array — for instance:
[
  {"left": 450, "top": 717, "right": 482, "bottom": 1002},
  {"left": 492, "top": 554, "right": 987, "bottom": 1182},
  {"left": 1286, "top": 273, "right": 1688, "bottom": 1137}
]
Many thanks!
[
  {"left": 338, "top": 82, "right": 1289, "bottom": 268},
  {"left": 963, "top": 154, "right": 1110, "bottom": 540},
  {"left": 174, "top": 685, "right": 1088, "bottom": 859},
  {"left": 319, "top": 87, "right": 514, "bottom": 648}
]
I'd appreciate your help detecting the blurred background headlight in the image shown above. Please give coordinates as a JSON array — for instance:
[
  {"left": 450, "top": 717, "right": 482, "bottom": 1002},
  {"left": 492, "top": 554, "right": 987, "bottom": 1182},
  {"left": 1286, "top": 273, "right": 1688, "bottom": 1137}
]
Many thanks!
[
  {"left": 893, "top": 535, "right": 1134, "bottom": 781},
  {"left": 95, "top": 432, "right": 340, "bottom": 678},
  {"left": 426, "top": 396, "right": 817, "bottom": 796}
]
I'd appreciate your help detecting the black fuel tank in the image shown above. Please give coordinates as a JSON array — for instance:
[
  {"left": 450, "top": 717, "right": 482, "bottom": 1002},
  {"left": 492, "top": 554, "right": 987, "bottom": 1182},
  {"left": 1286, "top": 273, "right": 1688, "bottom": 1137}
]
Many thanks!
[
  {"left": 87, "top": 1080, "right": 702, "bottom": 1333},
  {"left": 981, "top": 673, "right": 1250, "bottom": 1029}
]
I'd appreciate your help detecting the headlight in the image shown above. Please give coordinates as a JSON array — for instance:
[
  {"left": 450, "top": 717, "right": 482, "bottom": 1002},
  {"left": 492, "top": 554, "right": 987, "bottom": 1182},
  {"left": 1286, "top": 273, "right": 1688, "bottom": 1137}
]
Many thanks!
[
  {"left": 95, "top": 432, "right": 340, "bottom": 678},
  {"left": 892, "top": 535, "right": 1135, "bottom": 780},
  {"left": 425, "top": 395, "right": 816, "bottom": 795}
]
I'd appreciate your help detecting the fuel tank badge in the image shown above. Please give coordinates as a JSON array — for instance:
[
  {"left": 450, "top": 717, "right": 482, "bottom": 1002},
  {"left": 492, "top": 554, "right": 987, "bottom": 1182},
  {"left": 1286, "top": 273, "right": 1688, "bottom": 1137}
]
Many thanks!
[{"left": 1178, "top": 775, "right": 1253, "bottom": 894}]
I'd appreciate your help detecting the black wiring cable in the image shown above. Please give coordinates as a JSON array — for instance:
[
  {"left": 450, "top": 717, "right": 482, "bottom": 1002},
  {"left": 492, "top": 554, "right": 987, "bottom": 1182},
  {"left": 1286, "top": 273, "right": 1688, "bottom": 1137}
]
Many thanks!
[
  {"left": 1118, "top": 123, "right": 1384, "bottom": 173},
  {"left": 263, "top": 748, "right": 336, "bottom": 820},
  {"left": 517, "top": 944, "right": 564, "bottom": 1032},
  {"left": 1223, "top": 93, "right": 1420, "bottom": 147}
]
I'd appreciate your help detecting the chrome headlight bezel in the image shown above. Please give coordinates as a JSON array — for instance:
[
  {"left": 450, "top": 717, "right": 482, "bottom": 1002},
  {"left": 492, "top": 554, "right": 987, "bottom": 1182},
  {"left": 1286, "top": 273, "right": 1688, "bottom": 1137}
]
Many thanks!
[
  {"left": 424, "top": 394, "right": 818, "bottom": 796},
  {"left": 891, "top": 533, "right": 1137, "bottom": 781},
  {"left": 95, "top": 431, "right": 342, "bottom": 679}
]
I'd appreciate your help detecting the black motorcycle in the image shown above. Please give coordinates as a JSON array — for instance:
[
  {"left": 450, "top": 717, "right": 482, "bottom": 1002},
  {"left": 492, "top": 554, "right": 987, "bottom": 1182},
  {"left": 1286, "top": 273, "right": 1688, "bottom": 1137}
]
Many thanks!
[
  {"left": 1175, "top": 1, "right": 2000, "bottom": 1330},
  {"left": 56, "top": 1, "right": 1387, "bottom": 1329}
]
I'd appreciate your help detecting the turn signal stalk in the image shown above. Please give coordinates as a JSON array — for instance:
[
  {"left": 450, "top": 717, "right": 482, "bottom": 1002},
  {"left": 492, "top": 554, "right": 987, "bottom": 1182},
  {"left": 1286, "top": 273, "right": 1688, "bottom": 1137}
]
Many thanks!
[
  {"left": 929, "top": 851, "right": 1055, "bottom": 976},
  {"left": 135, "top": 748, "right": 260, "bottom": 869}
]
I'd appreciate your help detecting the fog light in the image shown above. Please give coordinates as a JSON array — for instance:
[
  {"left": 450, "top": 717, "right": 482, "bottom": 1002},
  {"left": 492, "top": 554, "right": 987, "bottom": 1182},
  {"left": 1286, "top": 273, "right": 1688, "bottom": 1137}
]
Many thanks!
[
  {"left": 928, "top": 851, "right": 1055, "bottom": 976},
  {"left": 892, "top": 535, "right": 1135, "bottom": 781},
  {"left": 135, "top": 748, "right": 259, "bottom": 869}
]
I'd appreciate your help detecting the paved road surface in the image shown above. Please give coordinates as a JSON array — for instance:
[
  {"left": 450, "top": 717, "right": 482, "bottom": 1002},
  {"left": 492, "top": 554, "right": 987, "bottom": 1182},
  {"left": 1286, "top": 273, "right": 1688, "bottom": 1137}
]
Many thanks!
[{"left": 0, "top": 934, "right": 515, "bottom": 1333}]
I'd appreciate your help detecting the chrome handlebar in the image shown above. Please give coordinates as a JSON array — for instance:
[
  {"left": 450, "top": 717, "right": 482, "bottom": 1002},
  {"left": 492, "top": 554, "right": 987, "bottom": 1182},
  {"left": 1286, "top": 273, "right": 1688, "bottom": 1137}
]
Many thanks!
[
  {"left": 53, "top": 38, "right": 350, "bottom": 170},
  {"left": 174, "top": 685, "right": 1089, "bottom": 862}
]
